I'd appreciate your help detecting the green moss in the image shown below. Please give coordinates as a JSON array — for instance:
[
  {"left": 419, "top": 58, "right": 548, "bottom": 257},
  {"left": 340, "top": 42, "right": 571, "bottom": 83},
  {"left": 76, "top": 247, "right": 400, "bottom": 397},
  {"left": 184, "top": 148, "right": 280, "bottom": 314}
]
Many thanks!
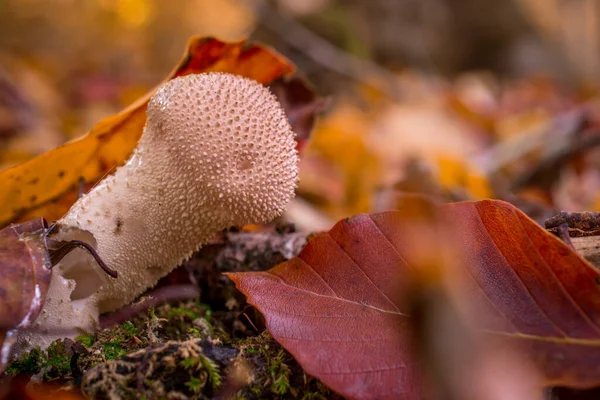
[
  {"left": 153, "top": 301, "right": 213, "bottom": 340},
  {"left": 180, "top": 357, "right": 198, "bottom": 370},
  {"left": 187, "top": 327, "right": 200, "bottom": 337},
  {"left": 75, "top": 334, "right": 95, "bottom": 347},
  {"left": 6, "top": 298, "right": 338, "bottom": 399},
  {"left": 44, "top": 340, "right": 71, "bottom": 379},
  {"left": 184, "top": 376, "right": 205, "bottom": 394},
  {"left": 197, "top": 353, "right": 222, "bottom": 390},
  {"left": 5, "top": 347, "right": 45, "bottom": 375},
  {"left": 167, "top": 307, "right": 199, "bottom": 319},
  {"left": 233, "top": 332, "right": 343, "bottom": 399},
  {"left": 102, "top": 341, "right": 127, "bottom": 360},
  {"left": 6, "top": 339, "right": 73, "bottom": 380},
  {"left": 179, "top": 349, "right": 221, "bottom": 391},
  {"left": 122, "top": 320, "right": 139, "bottom": 337},
  {"left": 269, "top": 349, "right": 291, "bottom": 395}
]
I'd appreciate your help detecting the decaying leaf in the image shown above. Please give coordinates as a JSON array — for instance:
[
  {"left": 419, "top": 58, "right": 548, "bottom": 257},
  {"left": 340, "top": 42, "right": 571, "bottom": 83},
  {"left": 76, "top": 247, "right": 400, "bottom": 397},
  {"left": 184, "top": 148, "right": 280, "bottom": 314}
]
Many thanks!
[
  {"left": 0, "top": 219, "right": 52, "bottom": 370},
  {"left": 0, "top": 219, "right": 52, "bottom": 331},
  {"left": 0, "top": 37, "right": 307, "bottom": 227},
  {"left": 229, "top": 199, "right": 600, "bottom": 399},
  {"left": 270, "top": 76, "right": 329, "bottom": 152}
]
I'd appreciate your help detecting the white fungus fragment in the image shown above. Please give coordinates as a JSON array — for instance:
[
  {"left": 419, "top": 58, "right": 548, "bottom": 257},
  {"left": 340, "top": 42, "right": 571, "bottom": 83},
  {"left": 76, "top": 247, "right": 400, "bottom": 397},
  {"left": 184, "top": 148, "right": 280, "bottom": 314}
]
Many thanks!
[{"left": 14, "top": 73, "right": 299, "bottom": 353}]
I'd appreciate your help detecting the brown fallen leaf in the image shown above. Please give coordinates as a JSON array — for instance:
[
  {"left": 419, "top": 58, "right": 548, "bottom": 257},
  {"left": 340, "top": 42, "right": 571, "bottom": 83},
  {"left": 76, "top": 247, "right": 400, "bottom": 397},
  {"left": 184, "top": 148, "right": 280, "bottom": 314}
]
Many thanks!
[
  {"left": 229, "top": 199, "right": 600, "bottom": 399},
  {"left": 0, "top": 219, "right": 52, "bottom": 371},
  {"left": 270, "top": 76, "right": 329, "bottom": 152},
  {"left": 0, "top": 37, "right": 302, "bottom": 227},
  {"left": 0, "top": 219, "right": 52, "bottom": 331}
]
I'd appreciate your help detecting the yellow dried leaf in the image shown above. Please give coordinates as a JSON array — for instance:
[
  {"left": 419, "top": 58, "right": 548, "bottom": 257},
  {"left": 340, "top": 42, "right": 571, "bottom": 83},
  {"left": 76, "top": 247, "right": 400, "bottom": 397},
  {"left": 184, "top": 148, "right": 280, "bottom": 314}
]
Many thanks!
[
  {"left": 0, "top": 37, "right": 295, "bottom": 227},
  {"left": 436, "top": 155, "right": 492, "bottom": 199}
]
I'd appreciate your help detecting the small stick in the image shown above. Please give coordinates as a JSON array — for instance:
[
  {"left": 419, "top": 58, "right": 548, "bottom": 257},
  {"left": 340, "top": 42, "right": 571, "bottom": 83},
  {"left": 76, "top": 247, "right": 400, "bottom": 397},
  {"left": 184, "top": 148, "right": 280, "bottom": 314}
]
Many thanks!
[
  {"left": 99, "top": 284, "right": 200, "bottom": 329},
  {"left": 47, "top": 239, "right": 118, "bottom": 278},
  {"left": 556, "top": 223, "right": 576, "bottom": 250}
]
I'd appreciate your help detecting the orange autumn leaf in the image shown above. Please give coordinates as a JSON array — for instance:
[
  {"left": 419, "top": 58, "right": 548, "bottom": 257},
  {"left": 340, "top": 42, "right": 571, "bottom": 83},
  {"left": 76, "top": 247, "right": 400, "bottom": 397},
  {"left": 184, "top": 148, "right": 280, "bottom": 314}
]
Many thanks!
[
  {"left": 436, "top": 154, "right": 492, "bottom": 199},
  {"left": 229, "top": 200, "right": 600, "bottom": 399},
  {"left": 0, "top": 37, "right": 295, "bottom": 227},
  {"left": 300, "top": 103, "right": 380, "bottom": 218}
]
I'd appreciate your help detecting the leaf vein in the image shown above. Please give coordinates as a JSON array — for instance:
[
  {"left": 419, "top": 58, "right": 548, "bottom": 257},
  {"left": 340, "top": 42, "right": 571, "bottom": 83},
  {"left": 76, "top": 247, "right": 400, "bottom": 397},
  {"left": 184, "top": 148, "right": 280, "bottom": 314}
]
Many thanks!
[{"left": 326, "top": 231, "right": 401, "bottom": 313}]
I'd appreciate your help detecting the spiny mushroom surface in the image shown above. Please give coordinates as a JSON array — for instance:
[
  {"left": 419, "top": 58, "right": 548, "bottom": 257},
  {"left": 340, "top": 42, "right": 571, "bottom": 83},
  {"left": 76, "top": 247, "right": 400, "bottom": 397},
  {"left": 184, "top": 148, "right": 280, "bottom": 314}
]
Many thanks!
[{"left": 15, "top": 73, "right": 299, "bottom": 353}]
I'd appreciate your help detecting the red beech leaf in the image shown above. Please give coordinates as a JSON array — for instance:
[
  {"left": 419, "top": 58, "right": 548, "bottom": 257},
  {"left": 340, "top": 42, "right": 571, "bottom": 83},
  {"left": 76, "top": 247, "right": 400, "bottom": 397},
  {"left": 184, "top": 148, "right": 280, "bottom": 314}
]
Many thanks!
[
  {"left": 444, "top": 201, "right": 600, "bottom": 387},
  {"left": 228, "top": 211, "right": 423, "bottom": 400},
  {"left": 228, "top": 200, "right": 600, "bottom": 399}
]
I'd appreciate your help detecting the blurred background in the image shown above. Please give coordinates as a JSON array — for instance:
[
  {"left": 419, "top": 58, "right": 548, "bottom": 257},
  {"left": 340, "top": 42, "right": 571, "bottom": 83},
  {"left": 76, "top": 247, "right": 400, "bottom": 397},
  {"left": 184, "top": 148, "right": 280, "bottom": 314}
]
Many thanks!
[{"left": 2, "top": 0, "right": 600, "bottom": 229}]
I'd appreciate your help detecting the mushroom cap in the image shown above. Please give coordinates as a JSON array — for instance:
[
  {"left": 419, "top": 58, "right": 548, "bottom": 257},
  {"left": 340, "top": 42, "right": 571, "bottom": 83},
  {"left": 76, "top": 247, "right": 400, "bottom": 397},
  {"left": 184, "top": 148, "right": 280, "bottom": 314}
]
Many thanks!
[{"left": 146, "top": 72, "right": 299, "bottom": 226}]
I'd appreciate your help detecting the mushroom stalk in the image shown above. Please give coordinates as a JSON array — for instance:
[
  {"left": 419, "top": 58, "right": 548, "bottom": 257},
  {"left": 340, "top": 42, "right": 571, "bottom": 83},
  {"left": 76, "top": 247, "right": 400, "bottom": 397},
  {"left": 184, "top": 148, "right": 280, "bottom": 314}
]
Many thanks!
[{"left": 15, "top": 73, "right": 299, "bottom": 353}]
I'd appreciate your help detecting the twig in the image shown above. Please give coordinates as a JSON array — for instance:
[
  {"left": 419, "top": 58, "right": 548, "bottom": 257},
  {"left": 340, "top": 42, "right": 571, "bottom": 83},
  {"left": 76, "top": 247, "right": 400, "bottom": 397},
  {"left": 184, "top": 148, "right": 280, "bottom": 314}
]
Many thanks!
[
  {"left": 47, "top": 238, "right": 118, "bottom": 278},
  {"left": 511, "top": 130, "right": 600, "bottom": 191},
  {"left": 555, "top": 223, "right": 576, "bottom": 250},
  {"left": 475, "top": 109, "right": 587, "bottom": 175},
  {"left": 99, "top": 284, "right": 200, "bottom": 329},
  {"left": 253, "top": 1, "right": 404, "bottom": 101}
]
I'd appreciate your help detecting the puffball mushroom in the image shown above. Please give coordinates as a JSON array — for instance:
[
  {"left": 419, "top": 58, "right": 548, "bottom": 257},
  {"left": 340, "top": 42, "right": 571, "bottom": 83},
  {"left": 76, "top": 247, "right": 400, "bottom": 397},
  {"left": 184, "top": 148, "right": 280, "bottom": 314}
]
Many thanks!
[{"left": 14, "top": 73, "right": 299, "bottom": 352}]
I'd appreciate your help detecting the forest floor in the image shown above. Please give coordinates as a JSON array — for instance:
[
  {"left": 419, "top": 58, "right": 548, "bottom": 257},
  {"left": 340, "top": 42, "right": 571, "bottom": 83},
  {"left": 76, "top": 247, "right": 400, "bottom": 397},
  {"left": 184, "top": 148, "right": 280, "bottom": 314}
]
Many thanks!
[{"left": 2, "top": 227, "right": 342, "bottom": 400}]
